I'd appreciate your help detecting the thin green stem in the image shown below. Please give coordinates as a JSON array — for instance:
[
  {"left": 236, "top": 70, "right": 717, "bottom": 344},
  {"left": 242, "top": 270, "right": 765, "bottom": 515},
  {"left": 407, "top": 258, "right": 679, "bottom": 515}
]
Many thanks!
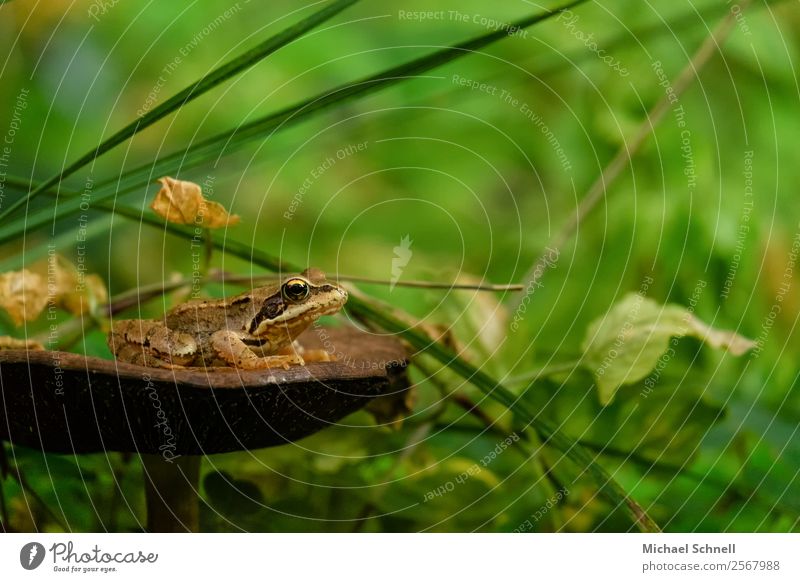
[
  {"left": 202, "top": 229, "right": 214, "bottom": 275},
  {"left": 506, "top": 360, "right": 583, "bottom": 385}
]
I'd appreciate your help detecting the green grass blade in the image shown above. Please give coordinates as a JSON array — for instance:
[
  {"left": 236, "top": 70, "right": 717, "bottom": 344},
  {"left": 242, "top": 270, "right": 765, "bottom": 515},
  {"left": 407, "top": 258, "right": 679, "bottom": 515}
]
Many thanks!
[
  {"left": 0, "top": 0, "right": 589, "bottom": 247},
  {"left": 0, "top": 0, "right": 360, "bottom": 222},
  {"left": 119, "top": 0, "right": 591, "bottom": 183}
]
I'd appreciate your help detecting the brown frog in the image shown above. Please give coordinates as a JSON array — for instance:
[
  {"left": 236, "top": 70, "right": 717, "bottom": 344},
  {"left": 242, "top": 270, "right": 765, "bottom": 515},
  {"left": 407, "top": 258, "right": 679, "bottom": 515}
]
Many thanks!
[{"left": 108, "top": 268, "right": 347, "bottom": 369}]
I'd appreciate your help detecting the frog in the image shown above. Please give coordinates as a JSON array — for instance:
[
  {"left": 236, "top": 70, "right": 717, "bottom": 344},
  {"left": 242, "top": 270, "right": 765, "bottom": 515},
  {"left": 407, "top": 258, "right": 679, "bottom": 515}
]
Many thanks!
[{"left": 108, "top": 268, "right": 347, "bottom": 370}]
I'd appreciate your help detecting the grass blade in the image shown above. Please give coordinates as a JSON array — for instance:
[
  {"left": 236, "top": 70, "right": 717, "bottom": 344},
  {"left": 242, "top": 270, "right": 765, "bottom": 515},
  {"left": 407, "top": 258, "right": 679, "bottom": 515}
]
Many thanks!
[
  {"left": 0, "top": 0, "right": 360, "bottom": 221},
  {"left": 0, "top": 0, "right": 589, "bottom": 246},
  {"left": 111, "top": 0, "right": 591, "bottom": 187}
]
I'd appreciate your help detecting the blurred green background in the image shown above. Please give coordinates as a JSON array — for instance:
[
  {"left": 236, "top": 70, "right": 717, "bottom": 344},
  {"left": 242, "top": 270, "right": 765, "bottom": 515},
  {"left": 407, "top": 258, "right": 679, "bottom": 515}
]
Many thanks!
[{"left": 0, "top": 0, "right": 798, "bottom": 532}]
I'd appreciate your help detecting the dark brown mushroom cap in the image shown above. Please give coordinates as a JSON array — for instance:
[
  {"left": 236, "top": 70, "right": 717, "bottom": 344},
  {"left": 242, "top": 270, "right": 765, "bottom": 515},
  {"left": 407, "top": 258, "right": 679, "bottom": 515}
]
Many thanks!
[{"left": 0, "top": 326, "right": 407, "bottom": 455}]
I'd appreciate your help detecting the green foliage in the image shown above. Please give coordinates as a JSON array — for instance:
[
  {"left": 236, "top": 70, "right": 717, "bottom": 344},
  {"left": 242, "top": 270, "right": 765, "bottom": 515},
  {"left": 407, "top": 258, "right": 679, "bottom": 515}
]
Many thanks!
[
  {"left": 0, "top": 0, "right": 362, "bottom": 222},
  {"left": 581, "top": 292, "right": 755, "bottom": 404},
  {"left": 1, "top": 0, "right": 797, "bottom": 533}
]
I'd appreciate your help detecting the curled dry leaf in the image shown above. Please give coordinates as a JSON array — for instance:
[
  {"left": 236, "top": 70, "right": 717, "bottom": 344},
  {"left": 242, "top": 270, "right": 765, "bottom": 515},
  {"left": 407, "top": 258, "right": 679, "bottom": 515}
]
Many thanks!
[
  {"left": 59, "top": 273, "right": 109, "bottom": 316},
  {"left": 30, "top": 255, "right": 109, "bottom": 318},
  {"left": 0, "top": 255, "right": 109, "bottom": 326},
  {"left": 0, "top": 270, "right": 48, "bottom": 325},
  {"left": 150, "top": 176, "right": 240, "bottom": 229}
]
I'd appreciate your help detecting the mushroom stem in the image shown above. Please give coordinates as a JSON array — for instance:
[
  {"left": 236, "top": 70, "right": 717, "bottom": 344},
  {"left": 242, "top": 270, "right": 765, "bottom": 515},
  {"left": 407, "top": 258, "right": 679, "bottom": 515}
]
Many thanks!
[{"left": 142, "top": 454, "right": 200, "bottom": 532}]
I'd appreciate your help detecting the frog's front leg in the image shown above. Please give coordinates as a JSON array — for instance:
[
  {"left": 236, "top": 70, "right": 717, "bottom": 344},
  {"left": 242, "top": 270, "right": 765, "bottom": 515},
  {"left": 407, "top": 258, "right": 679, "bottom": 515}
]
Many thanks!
[
  {"left": 285, "top": 340, "right": 336, "bottom": 363},
  {"left": 109, "top": 319, "right": 198, "bottom": 368},
  {"left": 210, "top": 330, "right": 304, "bottom": 370}
]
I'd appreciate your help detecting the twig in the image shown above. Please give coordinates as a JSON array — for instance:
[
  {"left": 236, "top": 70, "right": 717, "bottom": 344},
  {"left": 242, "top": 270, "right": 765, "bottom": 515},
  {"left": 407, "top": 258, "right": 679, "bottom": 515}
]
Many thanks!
[
  {"left": 338, "top": 275, "right": 522, "bottom": 292},
  {"left": 510, "top": 2, "right": 752, "bottom": 311},
  {"left": 222, "top": 272, "right": 522, "bottom": 292},
  {"left": 103, "top": 271, "right": 520, "bottom": 319}
]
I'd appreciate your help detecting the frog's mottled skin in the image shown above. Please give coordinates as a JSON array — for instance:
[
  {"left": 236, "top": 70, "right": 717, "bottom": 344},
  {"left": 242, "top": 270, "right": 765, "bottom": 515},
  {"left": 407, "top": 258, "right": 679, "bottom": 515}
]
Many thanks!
[{"left": 109, "top": 268, "right": 347, "bottom": 369}]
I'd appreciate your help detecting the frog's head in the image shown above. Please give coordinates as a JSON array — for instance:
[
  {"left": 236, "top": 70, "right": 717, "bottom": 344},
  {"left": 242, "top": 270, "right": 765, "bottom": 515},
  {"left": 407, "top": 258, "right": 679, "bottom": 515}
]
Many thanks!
[{"left": 247, "top": 268, "right": 348, "bottom": 339}]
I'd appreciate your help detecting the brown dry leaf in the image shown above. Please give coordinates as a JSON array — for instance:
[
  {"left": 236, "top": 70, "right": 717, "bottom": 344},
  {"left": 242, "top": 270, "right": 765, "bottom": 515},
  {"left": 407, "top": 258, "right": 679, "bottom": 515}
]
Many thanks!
[
  {"left": 0, "top": 255, "right": 109, "bottom": 325},
  {"left": 29, "top": 254, "right": 109, "bottom": 317},
  {"left": 150, "top": 176, "right": 239, "bottom": 228},
  {"left": 60, "top": 274, "right": 109, "bottom": 316},
  {"left": 0, "top": 270, "right": 48, "bottom": 325},
  {"left": 30, "top": 254, "right": 77, "bottom": 294},
  {"left": 0, "top": 336, "right": 45, "bottom": 351}
]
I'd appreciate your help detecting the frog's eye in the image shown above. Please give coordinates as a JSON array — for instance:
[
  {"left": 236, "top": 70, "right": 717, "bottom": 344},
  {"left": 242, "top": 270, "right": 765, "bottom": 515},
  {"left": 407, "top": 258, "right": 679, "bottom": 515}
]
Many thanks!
[{"left": 282, "top": 278, "right": 310, "bottom": 302}]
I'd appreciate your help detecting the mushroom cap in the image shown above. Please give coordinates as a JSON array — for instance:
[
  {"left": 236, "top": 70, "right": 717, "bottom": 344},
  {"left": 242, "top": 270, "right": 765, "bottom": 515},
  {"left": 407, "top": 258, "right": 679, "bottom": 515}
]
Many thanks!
[{"left": 0, "top": 326, "right": 407, "bottom": 455}]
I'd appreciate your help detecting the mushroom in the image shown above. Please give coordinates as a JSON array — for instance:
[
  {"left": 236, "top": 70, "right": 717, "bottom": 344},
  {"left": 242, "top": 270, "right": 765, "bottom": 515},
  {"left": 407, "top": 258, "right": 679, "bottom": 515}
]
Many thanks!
[{"left": 0, "top": 326, "right": 408, "bottom": 531}]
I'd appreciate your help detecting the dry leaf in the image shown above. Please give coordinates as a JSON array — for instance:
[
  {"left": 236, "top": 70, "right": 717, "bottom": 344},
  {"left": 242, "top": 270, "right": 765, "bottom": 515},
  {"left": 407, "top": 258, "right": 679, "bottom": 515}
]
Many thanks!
[
  {"left": 60, "top": 274, "right": 109, "bottom": 316},
  {"left": 0, "top": 270, "right": 48, "bottom": 325},
  {"left": 30, "top": 254, "right": 76, "bottom": 294},
  {"left": 29, "top": 254, "right": 109, "bottom": 317},
  {"left": 0, "top": 336, "right": 45, "bottom": 351},
  {"left": 150, "top": 176, "right": 239, "bottom": 228},
  {"left": 0, "top": 255, "right": 109, "bottom": 325}
]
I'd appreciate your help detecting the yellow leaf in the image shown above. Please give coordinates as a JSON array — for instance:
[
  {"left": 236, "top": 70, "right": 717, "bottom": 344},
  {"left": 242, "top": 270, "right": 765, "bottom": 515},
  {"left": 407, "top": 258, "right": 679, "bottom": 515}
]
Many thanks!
[
  {"left": 150, "top": 176, "right": 239, "bottom": 228},
  {"left": 60, "top": 273, "right": 109, "bottom": 317},
  {"left": 30, "top": 253, "right": 78, "bottom": 300},
  {"left": 0, "top": 255, "right": 109, "bottom": 325},
  {"left": 29, "top": 254, "right": 109, "bottom": 317},
  {"left": 0, "top": 270, "right": 48, "bottom": 325},
  {"left": 0, "top": 336, "right": 45, "bottom": 350}
]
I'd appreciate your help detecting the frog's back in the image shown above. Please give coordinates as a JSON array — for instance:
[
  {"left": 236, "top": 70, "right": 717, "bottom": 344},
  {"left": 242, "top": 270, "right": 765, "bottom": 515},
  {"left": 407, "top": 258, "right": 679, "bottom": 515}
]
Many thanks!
[{"left": 164, "top": 294, "right": 257, "bottom": 334}]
